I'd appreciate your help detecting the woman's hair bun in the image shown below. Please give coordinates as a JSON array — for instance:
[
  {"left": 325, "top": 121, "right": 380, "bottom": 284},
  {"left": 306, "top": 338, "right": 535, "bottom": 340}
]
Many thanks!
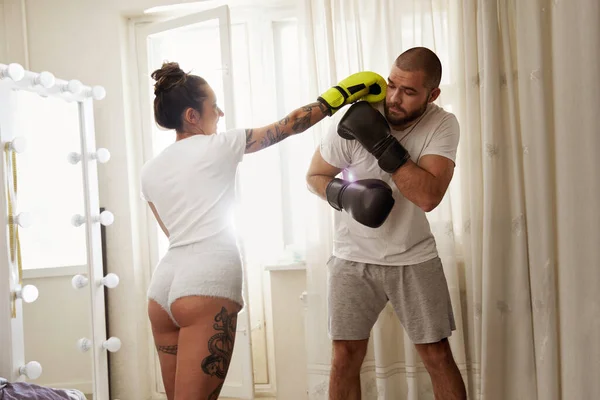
[{"left": 151, "top": 62, "right": 187, "bottom": 95}]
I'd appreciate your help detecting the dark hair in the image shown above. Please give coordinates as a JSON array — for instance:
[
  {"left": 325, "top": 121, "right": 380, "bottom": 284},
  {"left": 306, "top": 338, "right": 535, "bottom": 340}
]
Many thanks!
[
  {"left": 151, "top": 62, "right": 208, "bottom": 132},
  {"left": 394, "top": 47, "right": 442, "bottom": 90}
]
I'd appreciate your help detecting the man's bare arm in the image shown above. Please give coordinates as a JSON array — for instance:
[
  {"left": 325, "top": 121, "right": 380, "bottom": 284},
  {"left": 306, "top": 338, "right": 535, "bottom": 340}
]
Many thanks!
[
  {"left": 390, "top": 155, "right": 455, "bottom": 212},
  {"left": 306, "top": 148, "right": 343, "bottom": 200}
]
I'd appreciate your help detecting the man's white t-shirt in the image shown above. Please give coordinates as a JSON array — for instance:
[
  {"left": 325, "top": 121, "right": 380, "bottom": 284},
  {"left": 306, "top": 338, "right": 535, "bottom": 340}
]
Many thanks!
[
  {"left": 320, "top": 102, "right": 460, "bottom": 266},
  {"left": 140, "top": 129, "right": 247, "bottom": 249}
]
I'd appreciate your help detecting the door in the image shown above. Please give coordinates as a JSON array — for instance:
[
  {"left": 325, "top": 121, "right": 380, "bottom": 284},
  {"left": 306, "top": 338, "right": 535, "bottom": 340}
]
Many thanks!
[{"left": 135, "top": 6, "right": 255, "bottom": 399}]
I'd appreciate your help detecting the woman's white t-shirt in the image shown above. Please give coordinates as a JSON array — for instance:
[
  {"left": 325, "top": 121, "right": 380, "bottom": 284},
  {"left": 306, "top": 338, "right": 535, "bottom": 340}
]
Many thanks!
[{"left": 140, "top": 129, "right": 247, "bottom": 249}]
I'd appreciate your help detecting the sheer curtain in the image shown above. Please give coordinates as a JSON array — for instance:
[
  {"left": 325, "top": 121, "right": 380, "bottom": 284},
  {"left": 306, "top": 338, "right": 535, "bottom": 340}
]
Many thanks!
[{"left": 299, "top": 0, "right": 600, "bottom": 399}]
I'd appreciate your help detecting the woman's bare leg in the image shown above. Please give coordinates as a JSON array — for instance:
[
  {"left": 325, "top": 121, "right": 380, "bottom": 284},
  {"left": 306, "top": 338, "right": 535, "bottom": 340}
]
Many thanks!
[
  {"left": 171, "top": 296, "right": 241, "bottom": 400},
  {"left": 148, "top": 299, "right": 179, "bottom": 400}
]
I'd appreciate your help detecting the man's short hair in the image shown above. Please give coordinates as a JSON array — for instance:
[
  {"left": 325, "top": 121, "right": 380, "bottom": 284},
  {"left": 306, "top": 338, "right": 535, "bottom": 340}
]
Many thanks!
[{"left": 394, "top": 47, "right": 442, "bottom": 89}]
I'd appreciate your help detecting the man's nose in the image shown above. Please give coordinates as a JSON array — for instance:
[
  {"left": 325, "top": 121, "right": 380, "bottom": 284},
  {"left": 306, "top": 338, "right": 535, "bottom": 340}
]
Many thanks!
[{"left": 390, "top": 89, "right": 402, "bottom": 104}]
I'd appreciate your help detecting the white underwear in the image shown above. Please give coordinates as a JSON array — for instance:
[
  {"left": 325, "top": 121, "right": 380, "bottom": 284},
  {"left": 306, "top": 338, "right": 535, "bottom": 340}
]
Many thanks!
[{"left": 147, "top": 233, "right": 243, "bottom": 326}]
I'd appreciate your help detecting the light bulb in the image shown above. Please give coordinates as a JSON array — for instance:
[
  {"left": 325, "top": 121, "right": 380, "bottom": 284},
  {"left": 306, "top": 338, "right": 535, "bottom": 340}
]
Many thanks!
[
  {"left": 15, "top": 212, "right": 32, "bottom": 228},
  {"left": 71, "top": 214, "right": 85, "bottom": 227},
  {"left": 77, "top": 338, "right": 92, "bottom": 353},
  {"left": 91, "top": 86, "right": 106, "bottom": 100},
  {"left": 100, "top": 273, "right": 119, "bottom": 289},
  {"left": 63, "top": 79, "right": 82, "bottom": 94},
  {"left": 1, "top": 63, "right": 25, "bottom": 81},
  {"left": 72, "top": 274, "right": 89, "bottom": 289},
  {"left": 98, "top": 211, "right": 114, "bottom": 226},
  {"left": 16, "top": 285, "right": 39, "bottom": 303},
  {"left": 74, "top": 211, "right": 114, "bottom": 227},
  {"left": 103, "top": 337, "right": 121, "bottom": 352},
  {"left": 19, "top": 361, "right": 42, "bottom": 380},
  {"left": 67, "top": 152, "right": 81, "bottom": 165},
  {"left": 5, "top": 136, "right": 27, "bottom": 153},
  {"left": 94, "top": 148, "right": 111, "bottom": 163},
  {"left": 35, "top": 71, "right": 55, "bottom": 89}
]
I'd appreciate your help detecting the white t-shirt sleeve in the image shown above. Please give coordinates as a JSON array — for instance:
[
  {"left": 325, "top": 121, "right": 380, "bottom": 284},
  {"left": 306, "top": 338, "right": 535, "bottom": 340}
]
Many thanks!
[
  {"left": 319, "top": 115, "right": 356, "bottom": 169},
  {"left": 222, "top": 128, "right": 247, "bottom": 163},
  {"left": 140, "top": 188, "right": 150, "bottom": 202},
  {"left": 420, "top": 114, "right": 460, "bottom": 163},
  {"left": 139, "top": 166, "right": 152, "bottom": 202}
]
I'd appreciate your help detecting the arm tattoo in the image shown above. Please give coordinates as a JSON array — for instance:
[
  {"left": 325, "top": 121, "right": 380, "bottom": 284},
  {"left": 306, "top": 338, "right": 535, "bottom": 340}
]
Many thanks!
[
  {"left": 245, "top": 128, "right": 256, "bottom": 150},
  {"left": 245, "top": 101, "right": 329, "bottom": 151},
  {"left": 201, "top": 307, "right": 238, "bottom": 379},
  {"left": 156, "top": 344, "right": 178, "bottom": 356},
  {"left": 260, "top": 123, "right": 290, "bottom": 149}
]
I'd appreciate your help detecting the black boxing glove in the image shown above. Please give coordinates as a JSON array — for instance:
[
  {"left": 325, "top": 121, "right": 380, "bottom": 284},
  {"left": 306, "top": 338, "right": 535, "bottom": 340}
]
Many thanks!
[
  {"left": 338, "top": 101, "right": 411, "bottom": 173},
  {"left": 325, "top": 178, "right": 394, "bottom": 228}
]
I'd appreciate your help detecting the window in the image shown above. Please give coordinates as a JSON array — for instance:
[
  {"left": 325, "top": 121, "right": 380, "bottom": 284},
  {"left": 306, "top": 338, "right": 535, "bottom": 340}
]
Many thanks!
[{"left": 272, "top": 19, "right": 312, "bottom": 261}]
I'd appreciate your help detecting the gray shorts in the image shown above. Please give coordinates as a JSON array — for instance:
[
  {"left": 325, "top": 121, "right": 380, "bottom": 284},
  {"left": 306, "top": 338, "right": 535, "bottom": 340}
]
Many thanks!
[{"left": 327, "top": 255, "right": 456, "bottom": 344}]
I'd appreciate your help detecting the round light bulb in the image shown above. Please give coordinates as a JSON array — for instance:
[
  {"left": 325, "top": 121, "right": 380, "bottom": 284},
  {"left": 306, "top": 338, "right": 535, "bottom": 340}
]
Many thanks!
[
  {"left": 98, "top": 210, "right": 114, "bottom": 226},
  {"left": 91, "top": 86, "right": 106, "bottom": 100},
  {"left": 71, "top": 214, "right": 85, "bottom": 227},
  {"left": 8, "top": 136, "right": 27, "bottom": 153},
  {"left": 17, "top": 285, "right": 39, "bottom": 303},
  {"left": 77, "top": 338, "right": 92, "bottom": 353},
  {"left": 2, "top": 63, "right": 25, "bottom": 81},
  {"left": 103, "top": 337, "right": 121, "bottom": 352},
  {"left": 101, "top": 273, "right": 119, "bottom": 289},
  {"left": 65, "top": 79, "right": 82, "bottom": 94},
  {"left": 67, "top": 152, "right": 81, "bottom": 165},
  {"left": 95, "top": 148, "right": 111, "bottom": 163},
  {"left": 71, "top": 274, "right": 89, "bottom": 289},
  {"left": 16, "top": 212, "right": 32, "bottom": 228},
  {"left": 36, "top": 71, "right": 55, "bottom": 88},
  {"left": 20, "top": 361, "right": 42, "bottom": 380}
]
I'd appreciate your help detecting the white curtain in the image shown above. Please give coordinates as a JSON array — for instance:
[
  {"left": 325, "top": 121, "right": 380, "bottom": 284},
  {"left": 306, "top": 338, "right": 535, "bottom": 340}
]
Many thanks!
[{"left": 298, "top": 0, "right": 600, "bottom": 399}]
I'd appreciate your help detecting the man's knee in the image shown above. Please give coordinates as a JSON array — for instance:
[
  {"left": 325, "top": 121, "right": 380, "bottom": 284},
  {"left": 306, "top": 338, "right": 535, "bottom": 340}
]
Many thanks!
[
  {"left": 415, "top": 338, "right": 456, "bottom": 371},
  {"left": 332, "top": 339, "right": 368, "bottom": 371}
]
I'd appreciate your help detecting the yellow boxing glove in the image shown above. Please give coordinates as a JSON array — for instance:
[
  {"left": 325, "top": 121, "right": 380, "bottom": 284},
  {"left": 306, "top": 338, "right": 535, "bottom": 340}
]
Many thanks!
[{"left": 318, "top": 71, "right": 387, "bottom": 115}]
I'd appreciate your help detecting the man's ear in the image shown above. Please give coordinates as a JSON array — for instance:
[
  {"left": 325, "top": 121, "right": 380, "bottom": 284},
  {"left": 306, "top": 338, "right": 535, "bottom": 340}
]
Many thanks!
[{"left": 428, "top": 87, "right": 441, "bottom": 103}]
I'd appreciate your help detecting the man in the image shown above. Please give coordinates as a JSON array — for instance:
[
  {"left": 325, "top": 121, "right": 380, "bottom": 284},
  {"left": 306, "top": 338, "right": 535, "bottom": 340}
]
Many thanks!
[{"left": 306, "top": 47, "right": 467, "bottom": 400}]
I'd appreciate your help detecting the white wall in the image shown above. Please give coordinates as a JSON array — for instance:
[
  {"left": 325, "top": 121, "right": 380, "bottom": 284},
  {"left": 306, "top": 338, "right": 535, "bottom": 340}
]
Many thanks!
[
  {"left": 1, "top": 0, "right": 28, "bottom": 66},
  {"left": 22, "top": 273, "right": 94, "bottom": 395}
]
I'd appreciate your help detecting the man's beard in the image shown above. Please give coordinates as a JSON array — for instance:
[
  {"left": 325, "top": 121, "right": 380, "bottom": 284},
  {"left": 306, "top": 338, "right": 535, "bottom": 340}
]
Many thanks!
[{"left": 384, "top": 98, "right": 428, "bottom": 129}]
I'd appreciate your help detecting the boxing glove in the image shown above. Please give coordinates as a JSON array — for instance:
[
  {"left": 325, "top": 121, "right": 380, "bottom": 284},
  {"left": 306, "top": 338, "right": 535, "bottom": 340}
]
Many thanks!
[
  {"left": 326, "top": 178, "right": 395, "bottom": 228},
  {"left": 338, "top": 101, "right": 411, "bottom": 173},
  {"left": 318, "top": 72, "right": 387, "bottom": 115}
]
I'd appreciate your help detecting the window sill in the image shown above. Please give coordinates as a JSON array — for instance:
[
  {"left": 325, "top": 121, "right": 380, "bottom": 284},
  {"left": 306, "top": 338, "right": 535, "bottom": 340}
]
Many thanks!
[{"left": 263, "top": 261, "right": 306, "bottom": 272}]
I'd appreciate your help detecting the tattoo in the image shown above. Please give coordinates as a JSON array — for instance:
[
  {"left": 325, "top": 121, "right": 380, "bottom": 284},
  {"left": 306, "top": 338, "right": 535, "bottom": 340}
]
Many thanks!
[
  {"left": 201, "top": 307, "right": 237, "bottom": 379},
  {"left": 245, "top": 128, "right": 256, "bottom": 150},
  {"left": 278, "top": 115, "right": 290, "bottom": 126},
  {"left": 245, "top": 102, "right": 328, "bottom": 151},
  {"left": 208, "top": 383, "right": 224, "bottom": 400},
  {"left": 259, "top": 123, "right": 290, "bottom": 149},
  {"left": 293, "top": 102, "right": 328, "bottom": 132},
  {"left": 156, "top": 344, "right": 178, "bottom": 356}
]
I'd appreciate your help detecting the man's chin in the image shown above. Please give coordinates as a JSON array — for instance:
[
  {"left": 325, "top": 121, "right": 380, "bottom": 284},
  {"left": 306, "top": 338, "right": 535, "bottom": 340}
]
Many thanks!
[{"left": 385, "top": 113, "right": 407, "bottom": 126}]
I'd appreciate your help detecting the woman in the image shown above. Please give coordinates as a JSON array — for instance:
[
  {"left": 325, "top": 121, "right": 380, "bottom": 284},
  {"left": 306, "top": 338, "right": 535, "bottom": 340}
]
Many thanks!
[{"left": 141, "top": 61, "right": 385, "bottom": 399}]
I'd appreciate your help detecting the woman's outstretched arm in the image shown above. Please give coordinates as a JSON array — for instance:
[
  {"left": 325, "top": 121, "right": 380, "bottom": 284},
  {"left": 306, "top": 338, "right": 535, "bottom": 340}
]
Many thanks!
[
  {"left": 244, "top": 102, "right": 328, "bottom": 154},
  {"left": 243, "top": 71, "right": 388, "bottom": 154}
]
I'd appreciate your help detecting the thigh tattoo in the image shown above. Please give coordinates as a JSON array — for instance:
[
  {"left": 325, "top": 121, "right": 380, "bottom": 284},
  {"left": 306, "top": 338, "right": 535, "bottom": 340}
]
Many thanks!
[
  {"left": 208, "top": 382, "right": 224, "bottom": 400},
  {"left": 201, "top": 307, "right": 238, "bottom": 379},
  {"left": 156, "top": 344, "right": 178, "bottom": 356}
]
